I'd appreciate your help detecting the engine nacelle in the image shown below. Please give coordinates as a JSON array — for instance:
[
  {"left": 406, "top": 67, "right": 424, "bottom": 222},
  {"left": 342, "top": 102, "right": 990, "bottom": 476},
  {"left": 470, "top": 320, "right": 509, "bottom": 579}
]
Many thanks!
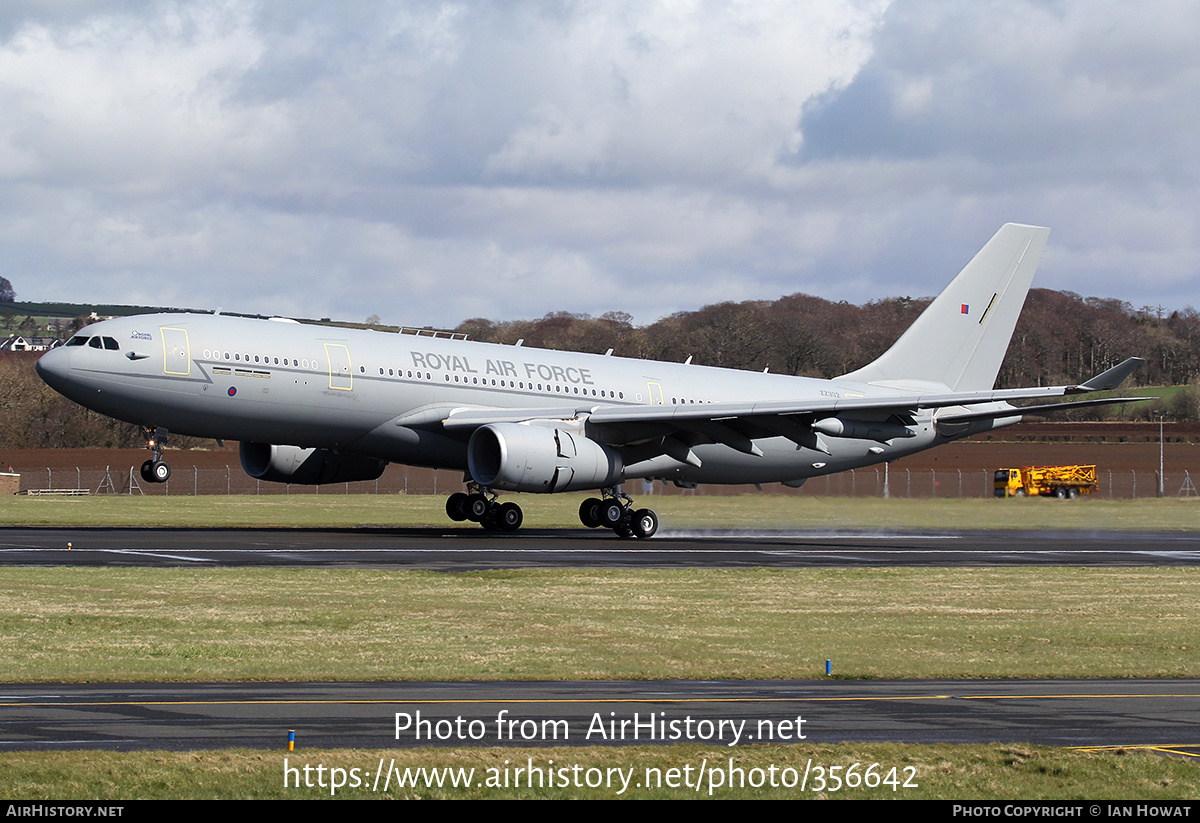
[
  {"left": 467, "top": 422, "right": 623, "bottom": 493},
  {"left": 239, "top": 442, "right": 386, "bottom": 485}
]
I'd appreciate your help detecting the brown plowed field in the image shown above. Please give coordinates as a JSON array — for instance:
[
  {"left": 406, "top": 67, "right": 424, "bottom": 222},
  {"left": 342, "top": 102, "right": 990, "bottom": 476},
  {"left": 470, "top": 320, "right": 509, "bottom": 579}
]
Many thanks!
[{"left": 2, "top": 423, "right": 1197, "bottom": 499}]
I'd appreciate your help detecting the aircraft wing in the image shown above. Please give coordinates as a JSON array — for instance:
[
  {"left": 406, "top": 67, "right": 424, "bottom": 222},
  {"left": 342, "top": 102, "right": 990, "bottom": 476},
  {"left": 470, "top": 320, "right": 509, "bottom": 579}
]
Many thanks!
[{"left": 441, "top": 358, "right": 1147, "bottom": 454}]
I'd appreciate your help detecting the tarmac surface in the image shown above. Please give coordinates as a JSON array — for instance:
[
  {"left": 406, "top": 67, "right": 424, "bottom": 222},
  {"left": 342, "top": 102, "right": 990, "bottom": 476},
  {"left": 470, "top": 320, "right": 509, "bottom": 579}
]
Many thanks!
[
  {"left": 1, "top": 525, "right": 1199, "bottom": 568},
  {"left": 2, "top": 679, "right": 1198, "bottom": 754}
]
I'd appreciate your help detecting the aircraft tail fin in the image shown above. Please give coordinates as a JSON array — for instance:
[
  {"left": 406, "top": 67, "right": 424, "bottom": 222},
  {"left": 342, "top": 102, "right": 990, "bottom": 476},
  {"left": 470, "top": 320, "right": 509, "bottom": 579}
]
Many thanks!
[{"left": 840, "top": 223, "right": 1050, "bottom": 392}]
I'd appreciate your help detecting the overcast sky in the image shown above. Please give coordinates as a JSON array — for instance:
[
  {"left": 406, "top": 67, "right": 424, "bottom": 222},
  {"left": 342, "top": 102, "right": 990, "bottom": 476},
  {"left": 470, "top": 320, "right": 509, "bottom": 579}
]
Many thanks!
[{"left": 1, "top": 1, "right": 1197, "bottom": 328}]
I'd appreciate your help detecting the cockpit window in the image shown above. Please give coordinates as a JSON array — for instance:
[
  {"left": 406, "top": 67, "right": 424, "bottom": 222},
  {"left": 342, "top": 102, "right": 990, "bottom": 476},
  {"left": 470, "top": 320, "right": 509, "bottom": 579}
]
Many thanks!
[{"left": 70, "top": 335, "right": 119, "bottom": 350}]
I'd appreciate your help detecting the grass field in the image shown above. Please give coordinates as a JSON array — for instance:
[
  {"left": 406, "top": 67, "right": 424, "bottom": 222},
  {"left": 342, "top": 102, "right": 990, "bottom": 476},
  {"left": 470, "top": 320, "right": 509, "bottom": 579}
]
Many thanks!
[
  {"left": 2, "top": 566, "right": 1198, "bottom": 682},
  {"left": 1, "top": 492, "right": 1198, "bottom": 530},
  {"left": 4, "top": 744, "right": 1198, "bottom": 800}
]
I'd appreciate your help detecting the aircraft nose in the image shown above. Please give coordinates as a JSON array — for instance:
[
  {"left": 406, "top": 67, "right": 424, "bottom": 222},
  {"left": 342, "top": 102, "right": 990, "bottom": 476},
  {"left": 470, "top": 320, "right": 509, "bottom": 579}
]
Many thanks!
[{"left": 35, "top": 346, "right": 72, "bottom": 391}]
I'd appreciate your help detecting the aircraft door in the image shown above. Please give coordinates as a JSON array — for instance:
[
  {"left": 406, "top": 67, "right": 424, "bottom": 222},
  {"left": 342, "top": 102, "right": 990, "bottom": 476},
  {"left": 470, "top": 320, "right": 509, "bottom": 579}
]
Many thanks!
[
  {"left": 325, "top": 343, "right": 353, "bottom": 390},
  {"left": 645, "top": 381, "right": 664, "bottom": 404},
  {"left": 160, "top": 327, "right": 190, "bottom": 376}
]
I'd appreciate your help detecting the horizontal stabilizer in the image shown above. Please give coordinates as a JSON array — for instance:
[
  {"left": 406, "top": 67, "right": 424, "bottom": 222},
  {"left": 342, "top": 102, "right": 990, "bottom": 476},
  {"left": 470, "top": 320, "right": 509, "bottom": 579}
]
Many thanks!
[
  {"left": 938, "top": 395, "right": 1154, "bottom": 425},
  {"left": 1070, "top": 357, "right": 1145, "bottom": 392}
]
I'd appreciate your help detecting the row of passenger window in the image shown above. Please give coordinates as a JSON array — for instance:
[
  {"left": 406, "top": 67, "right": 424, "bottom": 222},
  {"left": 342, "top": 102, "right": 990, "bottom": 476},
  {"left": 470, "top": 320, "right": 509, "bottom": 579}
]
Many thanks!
[
  {"left": 199, "top": 348, "right": 712, "bottom": 405},
  {"left": 200, "top": 349, "right": 626, "bottom": 399},
  {"left": 362, "top": 364, "right": 627, "bottom": 399},
  {"left": 202, "top": 349, "right": 303, "bottom": 367}
]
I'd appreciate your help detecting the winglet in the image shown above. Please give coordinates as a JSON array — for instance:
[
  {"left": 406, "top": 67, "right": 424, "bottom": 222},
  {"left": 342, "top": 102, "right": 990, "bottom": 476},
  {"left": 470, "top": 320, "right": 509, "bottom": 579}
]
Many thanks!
[{"left": 1069, "top": 357, "right": 1145, "bottom": 393}]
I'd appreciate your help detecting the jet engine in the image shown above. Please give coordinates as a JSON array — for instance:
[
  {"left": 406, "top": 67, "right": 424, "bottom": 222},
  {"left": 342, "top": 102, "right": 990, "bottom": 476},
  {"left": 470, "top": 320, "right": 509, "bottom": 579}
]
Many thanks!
[
  {"left": 467, "top": 422, "right": 622, "bottom": 493},
  {"left": 239, "top": 442, "right": 386, "bottom": 485}
]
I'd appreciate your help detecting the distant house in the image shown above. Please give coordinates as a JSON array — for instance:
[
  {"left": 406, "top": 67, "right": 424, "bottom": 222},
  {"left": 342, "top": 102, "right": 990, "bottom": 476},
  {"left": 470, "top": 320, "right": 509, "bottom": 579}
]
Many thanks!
[{"left": 1, "top": 336, "right": 64, "bottom": 352}]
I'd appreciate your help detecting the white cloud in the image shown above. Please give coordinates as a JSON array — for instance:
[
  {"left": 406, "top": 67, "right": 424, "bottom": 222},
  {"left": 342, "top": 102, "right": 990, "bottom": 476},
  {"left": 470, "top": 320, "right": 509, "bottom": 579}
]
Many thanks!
[{"left": 789, "top": 0, "right": 1200, "bottom": 306}]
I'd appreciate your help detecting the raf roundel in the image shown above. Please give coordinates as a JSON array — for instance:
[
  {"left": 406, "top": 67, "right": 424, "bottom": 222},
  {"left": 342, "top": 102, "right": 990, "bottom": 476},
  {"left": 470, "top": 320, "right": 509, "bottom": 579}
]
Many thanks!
[{"left": 227, "top": 386, "right": 237, "bottom": 397}]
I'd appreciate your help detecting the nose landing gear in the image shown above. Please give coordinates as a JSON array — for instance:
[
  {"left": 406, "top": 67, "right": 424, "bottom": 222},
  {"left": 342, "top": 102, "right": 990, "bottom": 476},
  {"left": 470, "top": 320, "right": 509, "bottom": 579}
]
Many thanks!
[{"left": 139, "top": 426, "right": 171, "bottom": 484}]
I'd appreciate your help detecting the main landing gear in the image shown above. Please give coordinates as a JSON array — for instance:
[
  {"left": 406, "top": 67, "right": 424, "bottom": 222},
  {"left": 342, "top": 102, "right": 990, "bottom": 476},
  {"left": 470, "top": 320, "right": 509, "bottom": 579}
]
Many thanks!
[
  {"left": 578, "top": 490, "right": 659, "bottom": 539},
  {"left": 445, "top": 484, "right": 524, "bottom": 532},
  {"left": 139, "top": 426, "right": 171, "bottom": 484},
  {"left": 443, "top": 485, "right": 659, "bottom": 538}
]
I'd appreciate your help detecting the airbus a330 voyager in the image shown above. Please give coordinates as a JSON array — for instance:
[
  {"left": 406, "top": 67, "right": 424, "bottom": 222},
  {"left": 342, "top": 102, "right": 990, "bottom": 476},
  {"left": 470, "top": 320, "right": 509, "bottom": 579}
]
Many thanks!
[{"left": 37, "top": 224, "right": 1144, "bottom": 538}]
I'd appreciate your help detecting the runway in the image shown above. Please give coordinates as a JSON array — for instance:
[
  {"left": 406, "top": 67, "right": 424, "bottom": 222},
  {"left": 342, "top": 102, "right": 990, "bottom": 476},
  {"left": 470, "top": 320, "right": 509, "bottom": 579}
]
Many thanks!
[
  {"left": 1, "top": 526, "right": 1199, "bottom": 568},
  {"left": 1, "top": 679, "right": 1197, "bottom": 755}
]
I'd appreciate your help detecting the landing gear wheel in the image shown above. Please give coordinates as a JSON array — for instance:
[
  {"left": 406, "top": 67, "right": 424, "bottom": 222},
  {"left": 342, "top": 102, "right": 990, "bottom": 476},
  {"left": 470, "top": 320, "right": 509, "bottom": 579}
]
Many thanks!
[
  {"left": 498, "top": 502, "right": 523, "bottom": 531},
  {"left": 449, "top": 485, "right": 524, "bottom": 532},
  {"left": 151, "top": 460, "right": 170, "bottom": 483},
  {"left": 599, "top": 500, "right": 625, "bottom": 529},
  {"left": 631, "top": 508, "right": 659, "bottom": 539},
  {"left": 140, "top": 426, "right": 170, "bottom": 483},
  {"left": 446, "top": 492, "right": 470, "bottom": 522},
  {"left": 594, "top": 488, "right": 659, "bottom": 539},
  {"left": 579, "top": 498, "right": 603, "bottom": 528},
  {"left": 466, "top": 494, "right": 489, "bottom": 521}
]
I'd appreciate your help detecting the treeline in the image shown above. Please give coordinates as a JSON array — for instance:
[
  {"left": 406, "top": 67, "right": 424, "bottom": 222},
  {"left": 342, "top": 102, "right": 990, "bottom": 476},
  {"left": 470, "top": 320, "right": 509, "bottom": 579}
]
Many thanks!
[
  {"left": 454, "top": 288, "right": 1200, "bottom": 419},
  {"left": 0, "top": 353, "right": 208, "bottom": 450},
  {"left": 0, "top": 300, "right": 203, "bottom": 319}
]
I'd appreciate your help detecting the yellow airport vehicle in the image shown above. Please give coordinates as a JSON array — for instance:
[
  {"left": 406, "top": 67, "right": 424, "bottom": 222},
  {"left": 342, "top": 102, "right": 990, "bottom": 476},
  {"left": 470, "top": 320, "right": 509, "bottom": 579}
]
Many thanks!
[{"left": 994, "top": 465, "right": 1098, "bottom": 499}]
